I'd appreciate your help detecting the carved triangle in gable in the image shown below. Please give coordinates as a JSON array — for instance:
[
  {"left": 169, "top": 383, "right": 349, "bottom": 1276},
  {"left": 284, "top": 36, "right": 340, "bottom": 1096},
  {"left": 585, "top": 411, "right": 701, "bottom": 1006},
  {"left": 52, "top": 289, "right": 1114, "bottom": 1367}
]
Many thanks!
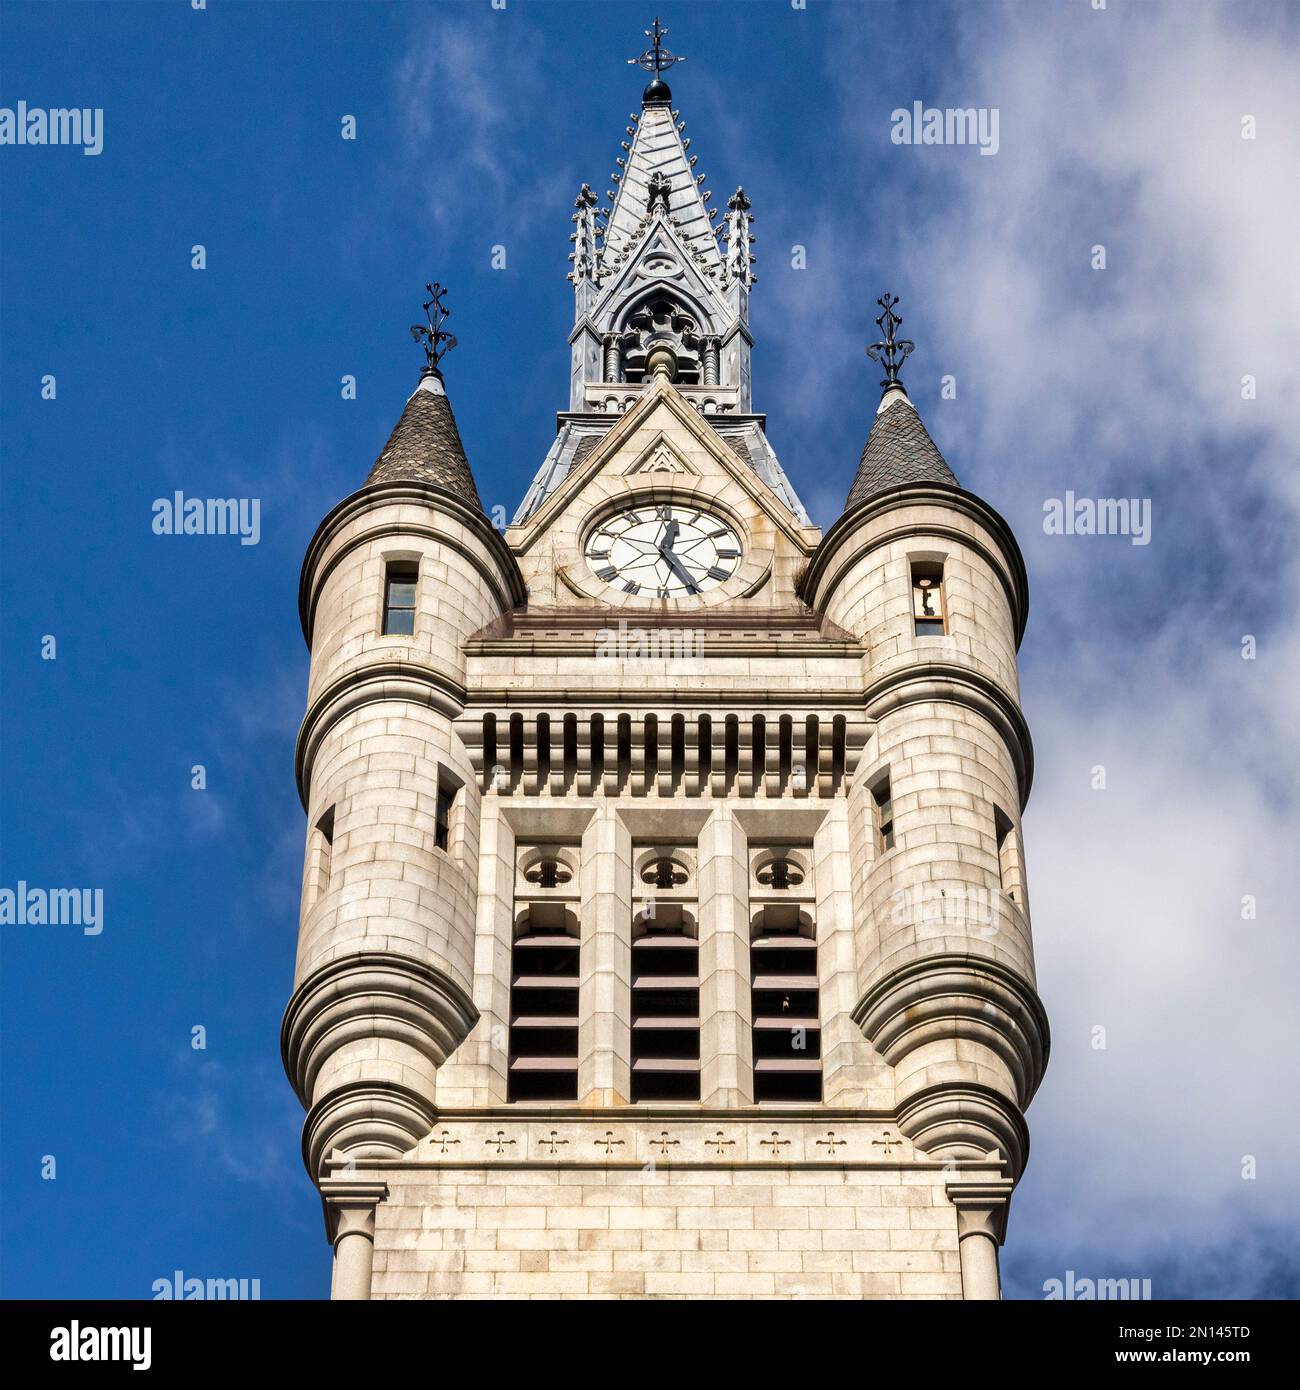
[
  {"left": 593, "top": 213, "right": 727, "bottom": 333},
  {"left": 623, "top": 435, "right": 698, "bottom": 478}
]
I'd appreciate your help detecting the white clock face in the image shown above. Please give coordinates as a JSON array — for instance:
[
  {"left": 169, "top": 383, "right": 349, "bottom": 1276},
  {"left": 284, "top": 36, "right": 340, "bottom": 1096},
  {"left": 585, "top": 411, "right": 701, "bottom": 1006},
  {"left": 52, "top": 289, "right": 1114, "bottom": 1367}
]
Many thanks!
[{"left": 585, "top": 505, "right": 743, "bottom": 597}]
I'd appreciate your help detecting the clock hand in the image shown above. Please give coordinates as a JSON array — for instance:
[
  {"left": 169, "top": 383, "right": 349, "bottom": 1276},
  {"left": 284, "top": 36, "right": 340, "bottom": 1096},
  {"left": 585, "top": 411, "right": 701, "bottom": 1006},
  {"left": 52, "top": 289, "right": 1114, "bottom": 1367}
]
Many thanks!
[{"left": 661, "top": 549, "right": 698, "bottom": 592}]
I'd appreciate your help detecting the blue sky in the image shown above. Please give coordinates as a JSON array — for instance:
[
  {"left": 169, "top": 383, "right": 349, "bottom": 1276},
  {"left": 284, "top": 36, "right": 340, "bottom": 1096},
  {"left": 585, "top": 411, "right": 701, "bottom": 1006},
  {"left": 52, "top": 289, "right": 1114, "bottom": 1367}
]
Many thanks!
[{"left": 2, "top": 0, "right": 1297, "bottom": 1299}]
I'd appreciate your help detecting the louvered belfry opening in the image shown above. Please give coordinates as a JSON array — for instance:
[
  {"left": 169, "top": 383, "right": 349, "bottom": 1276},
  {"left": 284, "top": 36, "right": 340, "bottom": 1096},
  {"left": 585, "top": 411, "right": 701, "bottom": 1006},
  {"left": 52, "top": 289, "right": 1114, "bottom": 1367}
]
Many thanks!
[
  {"left": 507, "top": 848, "right": 580, "bottom": 1102},
  {"left": 630, "top": 850, "right": 701, "bottom": 1102},
  {"left": 750, "top": 848, "right": 822, "bottom": 1102}
]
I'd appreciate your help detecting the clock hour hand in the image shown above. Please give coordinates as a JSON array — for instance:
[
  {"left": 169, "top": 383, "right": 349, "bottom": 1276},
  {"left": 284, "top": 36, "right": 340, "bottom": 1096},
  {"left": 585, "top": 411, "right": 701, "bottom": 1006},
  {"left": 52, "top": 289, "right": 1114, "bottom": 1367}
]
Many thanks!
[{"left": 657, "top": 519, "right": 698, "bottom": 592}]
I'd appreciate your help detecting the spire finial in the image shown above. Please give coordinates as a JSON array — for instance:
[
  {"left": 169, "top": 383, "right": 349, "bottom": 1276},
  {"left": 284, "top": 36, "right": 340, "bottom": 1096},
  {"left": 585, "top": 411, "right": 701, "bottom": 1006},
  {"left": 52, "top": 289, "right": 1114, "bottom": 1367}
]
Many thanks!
[
  {"left": 865, "top": 291, "right": 915, "bottom": 395},
  {"left": 410, "top": 281, "right": 458, "bottom": 376},
  {"left": 628, "top": 16, "right": 685, "bottom": 104}
]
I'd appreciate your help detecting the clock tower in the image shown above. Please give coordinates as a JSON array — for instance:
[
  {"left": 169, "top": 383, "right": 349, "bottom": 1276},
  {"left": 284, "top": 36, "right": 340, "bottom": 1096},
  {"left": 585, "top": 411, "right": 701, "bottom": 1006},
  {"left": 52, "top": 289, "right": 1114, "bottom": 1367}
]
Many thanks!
[{"left": 282, "top": 20, "right": 1048, "bottom": 1300}]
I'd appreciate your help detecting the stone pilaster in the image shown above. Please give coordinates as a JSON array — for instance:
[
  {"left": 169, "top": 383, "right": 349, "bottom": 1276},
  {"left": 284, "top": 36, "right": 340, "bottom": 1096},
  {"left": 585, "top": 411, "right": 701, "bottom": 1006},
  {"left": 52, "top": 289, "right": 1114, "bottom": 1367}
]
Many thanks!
[
  {"left": 697, "top": 806, "right": 753, "bottom": 1105},
  {"left": 577, "top": 804, "right": 632, "bottom": 1105}
]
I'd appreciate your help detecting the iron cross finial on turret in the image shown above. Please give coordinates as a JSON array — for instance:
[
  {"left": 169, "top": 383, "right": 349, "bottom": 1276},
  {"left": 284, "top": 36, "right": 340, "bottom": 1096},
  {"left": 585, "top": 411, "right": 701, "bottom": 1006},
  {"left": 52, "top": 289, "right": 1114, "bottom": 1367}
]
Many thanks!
[
  {"left": 628, "top": 16, "right": 685, "bottom": 103},
  {"left": 865, "top": 292, "right": 915, "bottom": 394},
  {"left": 410, "top": 281, "right": 458, "bottom": 375}
]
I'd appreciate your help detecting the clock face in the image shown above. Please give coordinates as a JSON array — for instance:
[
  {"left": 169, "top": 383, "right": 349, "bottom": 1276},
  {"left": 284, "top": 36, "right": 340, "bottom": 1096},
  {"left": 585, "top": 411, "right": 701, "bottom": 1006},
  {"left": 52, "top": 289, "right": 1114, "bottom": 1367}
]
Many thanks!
[{"left": 585, "top": 505, "right": 743, "bottom": 597}]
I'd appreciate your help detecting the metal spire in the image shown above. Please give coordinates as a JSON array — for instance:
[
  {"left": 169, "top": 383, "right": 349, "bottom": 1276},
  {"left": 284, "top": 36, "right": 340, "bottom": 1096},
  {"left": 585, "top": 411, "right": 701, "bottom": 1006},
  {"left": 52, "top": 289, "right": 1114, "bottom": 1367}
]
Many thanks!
[
  {"left": 865, "top": 292, "right": 915, "bottom": 394},
  {"left": 410, "top": 281, "right": 458, "bottom": 375}
]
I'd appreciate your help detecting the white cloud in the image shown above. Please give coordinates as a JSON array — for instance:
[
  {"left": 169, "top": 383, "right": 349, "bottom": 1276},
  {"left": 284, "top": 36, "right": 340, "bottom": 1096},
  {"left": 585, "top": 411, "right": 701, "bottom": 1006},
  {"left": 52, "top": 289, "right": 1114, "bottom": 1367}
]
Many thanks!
[
  {"left": 766, "top": 0, "right": 1300, "bottom": 1287},
  {"left": 391, "top": 9, "right": 570, "bottom": 240}
]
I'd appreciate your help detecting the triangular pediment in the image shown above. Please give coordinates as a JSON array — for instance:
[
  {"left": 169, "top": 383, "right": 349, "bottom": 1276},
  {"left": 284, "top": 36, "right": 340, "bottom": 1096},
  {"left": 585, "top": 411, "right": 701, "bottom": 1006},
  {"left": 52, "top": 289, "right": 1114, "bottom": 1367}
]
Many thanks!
[
  {"left": 593, "top": 213, "right": 729, "bottom": 335},
  {"left": 507, "top": 383, "right": 815, "bottom": 558},
  {"left": 623, "top": 436, "right": 698, "bottom": 477}
]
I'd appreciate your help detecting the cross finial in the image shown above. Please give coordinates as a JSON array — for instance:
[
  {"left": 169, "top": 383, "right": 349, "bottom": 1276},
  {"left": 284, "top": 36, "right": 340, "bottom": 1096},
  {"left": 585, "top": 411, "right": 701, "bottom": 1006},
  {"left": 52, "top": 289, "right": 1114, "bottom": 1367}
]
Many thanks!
[
  {"left": 628, "top": 16, "right": 685, "bottom": 79},
  {"left": 865, "top": 291, "right": 915, "bottom": 394},
  {"left": 409, "top": 280, "right": 458, "bottom": 375}
]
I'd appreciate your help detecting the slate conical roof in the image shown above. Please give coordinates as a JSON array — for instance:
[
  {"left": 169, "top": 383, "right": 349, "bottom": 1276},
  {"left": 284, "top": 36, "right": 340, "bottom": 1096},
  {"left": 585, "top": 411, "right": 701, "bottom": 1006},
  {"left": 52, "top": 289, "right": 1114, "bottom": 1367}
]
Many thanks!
[
  {"left": 844, "top": 387, "right": 959, "bottom": 511},
  {"left": 366, "top": 369, "right": 483, "bottom": 509}
]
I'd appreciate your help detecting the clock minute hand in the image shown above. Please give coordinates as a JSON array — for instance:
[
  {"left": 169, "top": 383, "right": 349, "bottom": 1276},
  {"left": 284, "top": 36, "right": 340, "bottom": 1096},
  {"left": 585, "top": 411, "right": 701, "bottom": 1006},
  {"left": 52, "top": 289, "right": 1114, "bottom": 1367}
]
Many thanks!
[{"left": 660, "top": 551, "right": 699, "bottom": 593}]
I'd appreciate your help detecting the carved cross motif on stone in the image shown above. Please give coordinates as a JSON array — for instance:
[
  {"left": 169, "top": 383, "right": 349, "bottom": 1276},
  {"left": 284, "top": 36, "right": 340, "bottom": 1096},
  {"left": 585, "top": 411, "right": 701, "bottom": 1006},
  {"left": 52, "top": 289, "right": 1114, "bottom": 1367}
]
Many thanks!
[
  {"left": 816, "top": 1130, "right": 846, "bottom": 1153},
  {"left": 759, "top": 1130, "right": 791, "bottom": 1155},
  {"left": 706, "top": 1131, "right": 735, "bottom": 1156},
  {"left": 594, "top": 1130, "right": 626, "bottom": 1155},
  {"left": 649, "top": 1130, "right": 680, "bottom": 1157},
  {"left": 484, "top": 1130, "right": 516, "bottom": 1155},
  {"left": 872, "top": 1131, "right": 901, "bottom": 1157},
  {"left": 538, "top": 1130, "right": 570, "bottom": 1157},
  {"left": 431, "top": 1129, "right": 460, "bottom": 1155}
]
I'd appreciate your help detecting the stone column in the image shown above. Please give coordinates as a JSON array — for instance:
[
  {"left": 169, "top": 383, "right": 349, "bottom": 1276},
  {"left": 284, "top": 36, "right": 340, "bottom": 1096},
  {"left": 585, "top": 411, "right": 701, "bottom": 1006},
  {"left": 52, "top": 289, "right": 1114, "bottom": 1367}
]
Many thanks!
[
  {"left": 578, "top": 804, "right": 632, "bottom": 1105},
  {"left": 603, "top": 334, "right": 621, "bottom": 382},
  {"left": 703, "top": 337, "right": 720, "bottom": 386},
  {"left": 322, "top": 1179, "right": 388, "bottom": 1301},
  {"left": 697, "top": 807, "right": 753, "bottom": 1105},
  {"left": 946, "top": 1180, "right": 1014, "bottom": 1301}
]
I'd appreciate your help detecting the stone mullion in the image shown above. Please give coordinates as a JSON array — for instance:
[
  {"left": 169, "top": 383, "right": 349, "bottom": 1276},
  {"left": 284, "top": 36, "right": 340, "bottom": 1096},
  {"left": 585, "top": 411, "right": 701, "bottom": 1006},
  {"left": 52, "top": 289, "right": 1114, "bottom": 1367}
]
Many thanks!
[
  {"left": 812, "top": 801, "right": 862, "bottom": 1104},
  {"left": 697, "top": 806, "right": 753, "bottom": 1106},
  {"left": 577, "top": 804, "right": 632, "bottom": 1105}
]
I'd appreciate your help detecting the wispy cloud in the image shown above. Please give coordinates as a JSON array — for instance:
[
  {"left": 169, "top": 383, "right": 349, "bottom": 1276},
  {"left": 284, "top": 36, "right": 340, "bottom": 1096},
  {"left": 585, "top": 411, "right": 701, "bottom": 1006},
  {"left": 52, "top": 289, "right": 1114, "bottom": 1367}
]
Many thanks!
[
  {"left": 162, "top": 1055, "right": 303, "bottom": 1193},
  {"left": 389, "top": 7, "right": 571, "bottom": 243}
]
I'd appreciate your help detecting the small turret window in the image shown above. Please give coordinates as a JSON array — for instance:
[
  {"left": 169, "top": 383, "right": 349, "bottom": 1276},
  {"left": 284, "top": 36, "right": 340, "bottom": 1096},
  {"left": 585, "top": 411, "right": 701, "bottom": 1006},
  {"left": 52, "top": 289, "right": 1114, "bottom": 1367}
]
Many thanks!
[
  {"left": 911, "top": 561, "right": 946, "bottom": 636},
  {"left": 307, "top": 806, "right": 335, "bottom": 909},
  {"left": 994, "top": 807, "right": 1021, "bottom": 903},
  {"left": 382, "top": 563, "right": 418, "bottom": 636},
  {"left": 435, "top": 781, "right": 455, "bottom": 852},
  {"left": 873, "top": 776, "right": 895, "bottom": 852}
]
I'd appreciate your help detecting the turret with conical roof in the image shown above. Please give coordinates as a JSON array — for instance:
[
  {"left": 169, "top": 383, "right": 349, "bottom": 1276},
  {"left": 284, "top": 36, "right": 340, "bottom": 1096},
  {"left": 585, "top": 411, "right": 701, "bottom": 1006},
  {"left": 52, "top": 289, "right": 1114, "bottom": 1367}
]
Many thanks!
[
  {"left": 846, "top": 385, "right": 960, "bottom": 508},
  {"left": 283, "top": 289, "right": 524, "bottom": 1259},
  {"left": 366, "top": 367, "right": 482, "bottom": 505},
  {"left": 800, "top": 292, "right": 1044, "bottom": 1218}
]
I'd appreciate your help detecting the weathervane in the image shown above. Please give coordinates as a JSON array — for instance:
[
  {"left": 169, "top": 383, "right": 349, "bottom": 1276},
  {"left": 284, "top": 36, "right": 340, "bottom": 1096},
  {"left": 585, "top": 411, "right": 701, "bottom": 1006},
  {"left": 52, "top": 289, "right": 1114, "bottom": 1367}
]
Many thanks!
[
  {"left": 628, "top": 16, "right": 685, "bottom": 81},
  {"left": 410, "top": 281, "right": 458, "bottom": 373},
  {"left": 865, "top": 292, "right": 915, "bottom": 392}
]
